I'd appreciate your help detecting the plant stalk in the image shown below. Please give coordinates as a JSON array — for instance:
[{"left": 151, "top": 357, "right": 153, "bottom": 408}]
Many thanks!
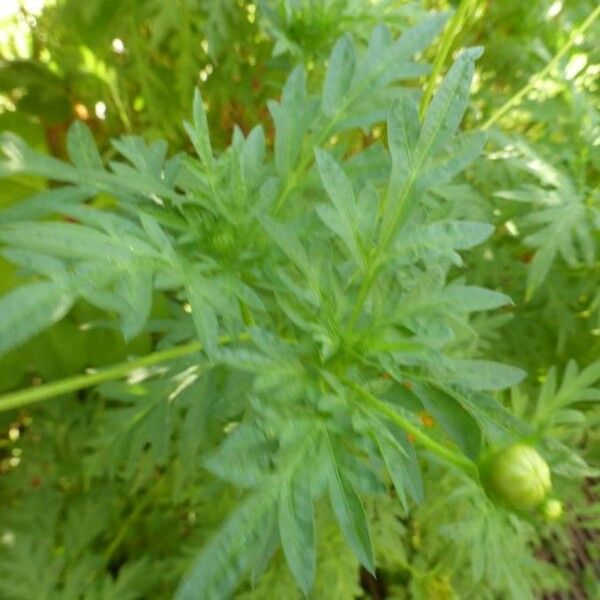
[
  {"left": 482, "top": 4, "right": 600, "bottom": 130},
  {"left": 0, "top": 333, "right": 249, "bottom": 413},
  {"left": 349, "top": 380, "right": 478, "bottom": 476},
  {"left": 419, "top": 0, "right": 480, "bottom": 119}
]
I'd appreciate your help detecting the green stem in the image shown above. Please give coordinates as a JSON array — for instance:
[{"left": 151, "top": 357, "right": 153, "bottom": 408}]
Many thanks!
[
  {"left": 346, "top": 1, "right": 481, "bottom": 334},
  {"left": 348, "top": 380, "right": 477, "bottom": 477},
  {"left": 419, "top": 0, "right": 479, "bottom": 119},
  {"left": 347, "top": 263, "right": 378, "bottom": 332},
  {"left": 0, "top": 333, "right": 248, "bottom": 413},
  {"left": 482, "top": 4, "right": 600, "bottom": 130},
  {"left": 346, "top": 162, "right": 420, "bottom": 332}
]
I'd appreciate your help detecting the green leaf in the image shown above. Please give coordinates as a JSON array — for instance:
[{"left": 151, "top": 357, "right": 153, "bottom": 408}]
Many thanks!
[
  {"left": 258, "top": 215, "right": 311, "bottom": 278},
  {"left": 0, "top": 186, "right": 94, "bottom": 223},
  {"left": 387, "top": 96, "right": 420, "bottom": 183},
  {"left": 204, "top": 423, "right": 275, "bottom": 488},
  {"left": 185, "top": 276, "right": 219, "bottom": 357},
  {"left": 176, "top": 492, "right": 278, "bottom": 600},
  {"left": 0, "top": 222, "right": 156, "bottom": 261},
  {"left": 526, "top": 244, "right": 555, "bottom": 297},
  {"left": 419, "top": 131, "right": 486, "bottom": 189},
  {"left": 412, "top": 384, "right": 481, "bottom": 459},
  {"left": 114, "top": 263, "right": 153, "bottom": 340},
  {"left": 330, "top": 17, "right": 448, "bottom": 134},
  {"left": 95, "top": 381, "right": 173, "bottom": 472},
  {"left": 443, "top": 385, "right": 529, "bottom": 442},
  {"left": 449, "top": 359, "right": 526, "bottom": 391},
  {"left": 66, "top": 121, "right": 103, "bottom": 171},
  {"left": 442, "top": 285, "right": 513, "bottom": 312},
  {"left": 326, "top": 433, "right": 374, "bottom": 573},
  {"left": 375, "top": 422, "right": 423, "bottom": 510},
  {"left": 321, "top": 35, "right": 356, "bottom": 117},
  {"left": 383, "top": 12, "right": 449, "bottom": 64},
  {"left": 380, "top": 48, "right": 482, "bottom": 244},
  {"left": 2, "top": 249, "right": 66, "bottom": 278},
  {"left": 184, "top": 88, "right": 214, "bottom": 171},
  {"left": 356, "top": 15, "right": 448, "bottom": 89},
  {"left": 315, "top": 149, "right": 364, "bottom": 268},
  {"left": 0, "top": 281, "right": 73, "bottom": 356},
  {"left": 0, "top": 132, "right": 78, "bottom": 182},
  {"left": 534, "top": 359, "right": 600, "bottom": 425},
  {"left": 240, "top": 125, "right": 266, "bottom": 187},
  {"left": 417, "top": 47, "right": 482, "bottom": 159},
  {"left": 139, "top": 213, "right": 177, "bottom": 260},
  {"left": 249, "top": 514, "right": 279, "bottom": 588},
  {"left": 413, "top": 220, "right": 494, "bottom": 252},
  {"left": 356, "top": 183, "right": 379, "bottom": 245},
  {"left": 269, "top": 66, "right": 307, "bottom": 179},
  {"left": 278, "top": 477, "right": 316, "bottom": 595}
]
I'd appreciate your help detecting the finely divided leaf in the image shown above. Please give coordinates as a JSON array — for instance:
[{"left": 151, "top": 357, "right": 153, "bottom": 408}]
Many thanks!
[
  {"left": 442, "top": 285, "right": 513, "bottom": 312},
  {"left": 204, "top": 423, "right": 275, "bottom": 488},
  {"left": 376, "top": 422, "right": 424, "bottom": 510},
  {"left": 412, "top": 384, "right": 481, "bottom": 459},
  {"left": 326, "top": 434, "right": 374, "bottom": 573},
  {"left": 0, "top": 222, "right": 157, "bottom": 261},
  {"left": 258, "top": 215, "right": 311, "bottom": 277},
  {"left": 278, "top": 477, "right": 316, "bottom": 595},
  {"left": 175, "top": 492, "right": 277, "bottom": 600},
  {"left": 0, "top": 281, "right": 73, "bottom": 356},
  {"left": 385, "top": 12, "right": 449, "bottom": 62},
  {"left": 322, "top": 35, "right": 356, "bottom": 117},
  {"left": 449, "top": 359, "right": 526, "bottom": 391},
  {"left": 315, "top": 149, "right": 364, "bottom": 268},
  {"left": 113, "top": 263, "right": 154, "bottom": 340},
  {"left": 66, "top": 121, "right": 104, "bottom": 171},
  {"left": 387, "top": 96, "right": 419, "bottom": 182},
  {"left": 0, "top": 132, "right": 79, "bottom": 182},
  {"left": 416, "top": 47, "right": 482, "bottom": 159},
  {"left": 415, "top": 221, "right": 494, "bottom": 251},
  {"left": 269, "top": 66, "right": 308, "bottom": 179},
  {"left": 240, "top": 125, "right": 266, "bottom": 187},
  {"left": 184, "top": 88, "right": 214, "bottom": 171},
  {"left": 0, "top": 186, "right": 94, "bottom": 223},
  {"left": 355, "top": 14, "right": 448, "bottom": 89},
  {"left": 419, "top": 131, "right": 486, "bottom": 190},
  {"left": 186, "top": 276, "right": 219, "bottom": 357}
]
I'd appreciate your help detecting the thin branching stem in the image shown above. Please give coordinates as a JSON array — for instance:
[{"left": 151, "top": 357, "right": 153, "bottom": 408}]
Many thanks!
[
  {"left": 482, "top": 4, "right": 600, "bottom": 130},
  {"left": 348, "top": 380, "right": 478, "bottom": 477},
  {"left": 0, "top": 333, "right": 250, "bottom": 413},
  {"left": 419, "top": 0, "right": 480, "bottom": 119}
]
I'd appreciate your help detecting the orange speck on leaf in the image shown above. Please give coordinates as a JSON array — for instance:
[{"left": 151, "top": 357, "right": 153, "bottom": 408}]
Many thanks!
[{"left": 419, "top": 411, "right": 435, "bottom": 428}]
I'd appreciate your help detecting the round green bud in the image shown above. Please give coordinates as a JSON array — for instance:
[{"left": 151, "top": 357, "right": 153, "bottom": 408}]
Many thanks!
[
  {"left": 542, "top": 498, "right": 563, "bottom": 521},
  {"left": 481, "top": 443, "right": 552, "bottom": 511}
]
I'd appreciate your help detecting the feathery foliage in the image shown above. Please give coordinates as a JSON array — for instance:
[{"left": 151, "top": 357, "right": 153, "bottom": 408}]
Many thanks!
[{"left": 0, "top": 1, "right": 599, "bottom": 598}]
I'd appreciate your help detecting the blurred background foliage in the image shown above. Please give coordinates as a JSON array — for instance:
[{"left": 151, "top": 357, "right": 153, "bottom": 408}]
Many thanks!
[{"left": 0, "top": 0, "right": 599, "bottom": 598}]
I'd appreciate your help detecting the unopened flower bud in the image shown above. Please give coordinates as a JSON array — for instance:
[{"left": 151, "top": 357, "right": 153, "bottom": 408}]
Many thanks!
[
  {"left": 542, "top": 498, "right": 563, "bottom": 521},
  {"left": 480, "top": 443, "right": 552, "bottom": 511}
]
